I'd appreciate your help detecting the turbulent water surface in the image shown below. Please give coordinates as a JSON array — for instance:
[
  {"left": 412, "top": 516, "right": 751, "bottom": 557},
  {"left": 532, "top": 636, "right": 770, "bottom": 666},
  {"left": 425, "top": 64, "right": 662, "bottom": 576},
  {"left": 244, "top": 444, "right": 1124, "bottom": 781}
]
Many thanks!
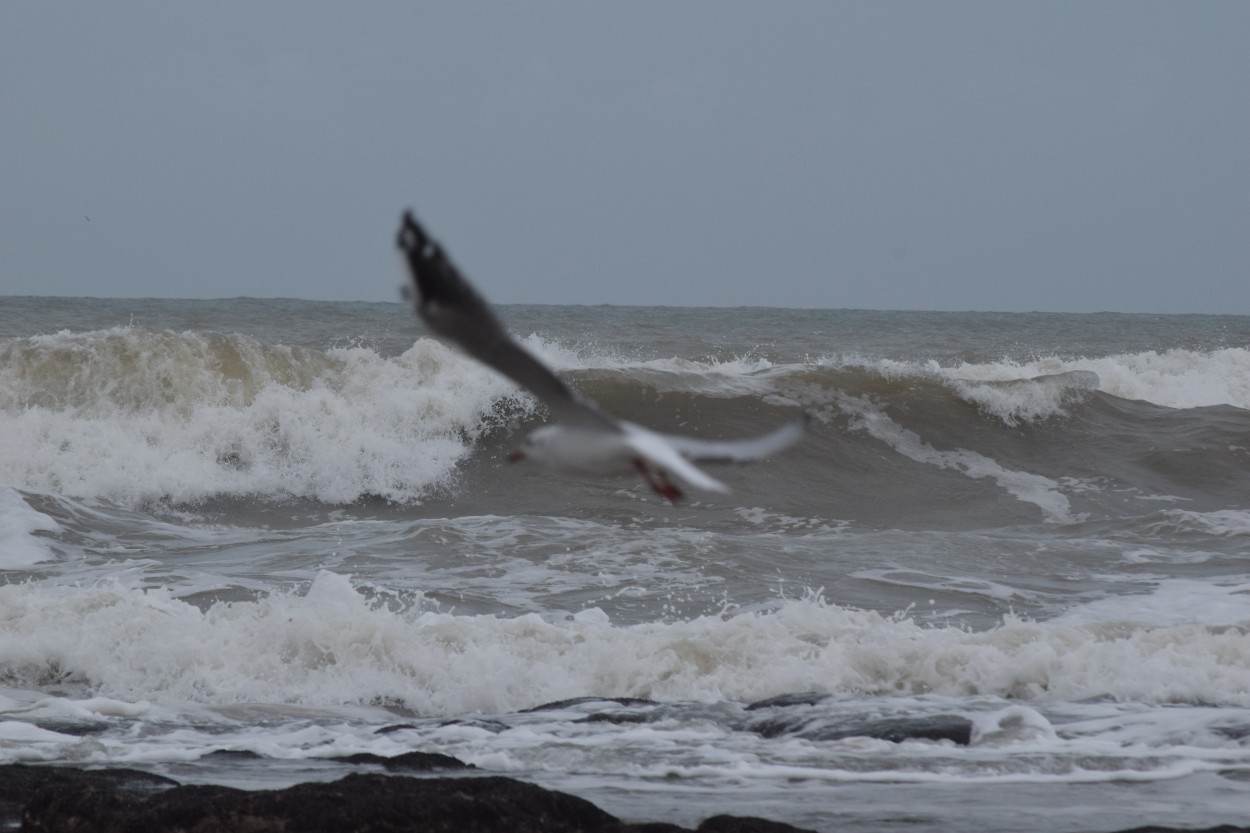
[{"left": 1, "top": 296, "right": 1248, "bottom": 832}]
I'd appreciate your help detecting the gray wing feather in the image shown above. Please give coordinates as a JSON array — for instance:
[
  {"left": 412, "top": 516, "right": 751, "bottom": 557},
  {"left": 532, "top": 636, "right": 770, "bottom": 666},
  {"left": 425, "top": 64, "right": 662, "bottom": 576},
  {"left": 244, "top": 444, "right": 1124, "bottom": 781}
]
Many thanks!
[
  {"left": 661, "top": 414, "right": 808, "bottom": 463},
  {"left": 397, "top": 212, "right": 614, "bottom": 430}
]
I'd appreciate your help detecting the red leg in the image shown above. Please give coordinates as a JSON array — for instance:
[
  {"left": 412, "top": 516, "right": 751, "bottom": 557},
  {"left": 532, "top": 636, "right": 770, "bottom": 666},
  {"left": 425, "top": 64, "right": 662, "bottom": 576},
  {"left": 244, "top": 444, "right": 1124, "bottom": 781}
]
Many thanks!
[{"left": 633, "top": 458, "right": 683, "bottom": 503}]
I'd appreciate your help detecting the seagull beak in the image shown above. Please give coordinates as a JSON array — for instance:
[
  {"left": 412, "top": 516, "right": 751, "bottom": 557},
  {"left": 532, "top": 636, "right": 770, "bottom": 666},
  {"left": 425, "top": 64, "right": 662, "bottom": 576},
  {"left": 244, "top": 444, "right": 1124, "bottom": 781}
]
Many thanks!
[{"left": 508, "top": 449, "right": 525, "bottom": 463}]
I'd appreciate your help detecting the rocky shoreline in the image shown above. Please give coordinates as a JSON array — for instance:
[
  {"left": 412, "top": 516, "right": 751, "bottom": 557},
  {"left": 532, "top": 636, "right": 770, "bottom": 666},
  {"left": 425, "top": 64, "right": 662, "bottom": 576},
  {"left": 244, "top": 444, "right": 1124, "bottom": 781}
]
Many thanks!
[
  {"left": 0, "top": 697, "right": 977, "bottom": 832},
  {"left": 3, "top": 761, "right": 817, "bottom": 833},
  {"left": 3, "top": 761, "right": 1249, "bottom": 833},
  {"left": 4, "top": 700, "right": 1249, "bottom": 832}
]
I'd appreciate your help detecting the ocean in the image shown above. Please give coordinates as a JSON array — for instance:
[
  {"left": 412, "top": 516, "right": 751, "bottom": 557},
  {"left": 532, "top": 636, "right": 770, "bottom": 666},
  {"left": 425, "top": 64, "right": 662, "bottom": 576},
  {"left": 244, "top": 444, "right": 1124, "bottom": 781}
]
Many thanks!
[{"left": 1, "top": 295, "right": 1248, "bottom": 832}]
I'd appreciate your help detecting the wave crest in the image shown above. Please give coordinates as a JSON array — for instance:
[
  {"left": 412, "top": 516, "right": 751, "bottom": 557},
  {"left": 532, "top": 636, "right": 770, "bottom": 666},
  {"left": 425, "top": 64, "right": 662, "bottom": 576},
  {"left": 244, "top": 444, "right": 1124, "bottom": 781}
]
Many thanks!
[
  {"left": 0, "top": 328, "right": 533, "bottom": 504},
  {"left": 2, "top": 327, "right": 1245, "bottom": 507},
  {"left": 1, "top": 577, "right": 1246, "bottom": 713}
]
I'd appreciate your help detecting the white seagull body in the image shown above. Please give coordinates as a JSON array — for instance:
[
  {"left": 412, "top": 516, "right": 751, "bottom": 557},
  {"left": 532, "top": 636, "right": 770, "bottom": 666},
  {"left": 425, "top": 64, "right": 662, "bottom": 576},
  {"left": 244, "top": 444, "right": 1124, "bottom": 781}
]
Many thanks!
[{"left": 396, "top": 211, "right": 805, "bottom": 501}]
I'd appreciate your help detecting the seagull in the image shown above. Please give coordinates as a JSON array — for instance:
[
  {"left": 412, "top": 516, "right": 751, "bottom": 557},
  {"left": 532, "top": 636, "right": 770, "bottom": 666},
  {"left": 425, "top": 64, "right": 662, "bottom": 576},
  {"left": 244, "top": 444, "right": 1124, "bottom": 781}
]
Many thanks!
[{"left": 396, "top": 210, "right": 806, "bottom": 502}]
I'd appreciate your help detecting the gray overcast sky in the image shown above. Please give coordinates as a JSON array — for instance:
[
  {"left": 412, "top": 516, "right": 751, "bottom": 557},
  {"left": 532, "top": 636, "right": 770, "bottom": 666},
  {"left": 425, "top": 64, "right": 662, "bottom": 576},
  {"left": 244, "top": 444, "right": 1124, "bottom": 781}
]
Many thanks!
[{"left": 1, "top": 2, "right": 1247, "bottom": 312}]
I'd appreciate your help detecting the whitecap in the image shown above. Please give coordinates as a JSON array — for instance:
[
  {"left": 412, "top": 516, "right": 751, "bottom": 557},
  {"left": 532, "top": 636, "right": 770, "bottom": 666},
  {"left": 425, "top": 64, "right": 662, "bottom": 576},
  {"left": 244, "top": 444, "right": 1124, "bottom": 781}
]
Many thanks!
[{"left": 0, "top": 488, "right": 61, "bottom": 568}]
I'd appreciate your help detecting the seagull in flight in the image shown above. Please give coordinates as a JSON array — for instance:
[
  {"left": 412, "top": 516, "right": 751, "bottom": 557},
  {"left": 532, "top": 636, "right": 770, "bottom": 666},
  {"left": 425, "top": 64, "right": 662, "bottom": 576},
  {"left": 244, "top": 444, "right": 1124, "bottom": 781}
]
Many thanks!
[{"left": 396, "top": 210, "right": 806, "bottom": 502}]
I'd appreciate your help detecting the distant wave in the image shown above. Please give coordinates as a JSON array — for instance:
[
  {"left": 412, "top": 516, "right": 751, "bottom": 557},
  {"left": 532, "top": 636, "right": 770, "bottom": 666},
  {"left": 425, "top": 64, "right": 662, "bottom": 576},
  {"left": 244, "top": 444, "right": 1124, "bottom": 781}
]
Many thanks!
[
  {"left": 541, "top": 344, "right": 1250, "bottom": 413},
  {"left": 936, "top": 347, "right": 1250, "bottom": 412},
  {"left": 2, "top": 328, "right": 1247, "bottom": 507}
]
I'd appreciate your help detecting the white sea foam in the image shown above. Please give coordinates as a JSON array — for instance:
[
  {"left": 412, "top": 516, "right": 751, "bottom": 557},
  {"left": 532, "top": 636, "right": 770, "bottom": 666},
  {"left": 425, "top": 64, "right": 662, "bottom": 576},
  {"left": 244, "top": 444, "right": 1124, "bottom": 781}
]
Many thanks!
[
  {"left": 1144, "top": 509, "right": 1250, "bottom": 538},
  {"left": 0, "top": 328, "right": 533, "bottom": 504},
  {"left": 0, "top": 694, "right": 151, "bottom": 721},
  {"left": 1, "top": 575, "right": 1246, "bottom": 715},
  {"left": 0, "top": 488, "right": 61, "bottom": 568},
  {"left": 969, "top": 706, "right": 1059, "bottom": 746},
  {"left": 951, "top": 370, "right": 1101, "bottom": 425},
  {"left": 1054, "top": 579, "right": 1250, "bottom": 628},
  {"left": 944, "top": 347, "right": 1250, "bottom": 411}
]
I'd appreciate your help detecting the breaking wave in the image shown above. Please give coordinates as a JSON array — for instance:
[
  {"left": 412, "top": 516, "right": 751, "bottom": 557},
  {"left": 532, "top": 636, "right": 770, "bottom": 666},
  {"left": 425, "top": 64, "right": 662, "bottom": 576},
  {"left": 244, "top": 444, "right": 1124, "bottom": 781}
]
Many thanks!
[
  {"left": 1, "top": 327, "right": 1246, "bottom": 507},
  {"left": 0, "top": 574, "right": 1246, "bottom": 714}
]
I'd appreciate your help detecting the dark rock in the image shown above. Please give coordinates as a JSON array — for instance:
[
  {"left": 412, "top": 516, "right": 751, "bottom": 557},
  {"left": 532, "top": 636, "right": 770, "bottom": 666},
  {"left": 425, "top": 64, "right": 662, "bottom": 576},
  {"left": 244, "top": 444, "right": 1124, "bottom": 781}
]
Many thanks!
[
  {"left": 699, "top": 816, "right": 820, "bottom": 833},
  {"left": 743, "top": 693, "right": 831, "bottom": 711},
  {"left": 374, "top": 723, "right": 420, "bottom": 735},
  {"left": 328, "top": 751, "right": 475, "bottom": 770},
  {"left": 201, "top": 749, "right": 265, "bottom": 761},
  {"left": 12, "top": 766, "right": 829, "bottom": 833},
  {"left": 437, "top": 717, "right": 511, "bottom": 733},
  {"left": 1213, "top": 724, "right": 1250, "bottom": 740},
  {"left": 1218, "top": 767, "right": 1250, "bottom": 781},
  {"left": 1111, "top": 828, "right": 1250, "bottom": 833},
  {"left": 748, "top": 712, "right": 972, "bottom": 745},
  {"left": 28, "top": 721, "right": 111, "bottom": 737},
  {"left": 819, "top": 714, "right": 972, "bottom": 745},
  {"left": 0, "top": 763, "right": 175, "bottom": 829},
  {"left": 581, "top": 711, "right": 654, "bottom": 725},
  {"left": 22, "top": 772, "right": 619, "bottom": 833},
  {"left": 9, "top": 761, "right": 1248, "bottom": 833},
  {"left": 0, "top": 763, "right": 177, "bottom": 803},
  {"left": 521, "top": 696, "right": 658, "bottom": 713}
]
